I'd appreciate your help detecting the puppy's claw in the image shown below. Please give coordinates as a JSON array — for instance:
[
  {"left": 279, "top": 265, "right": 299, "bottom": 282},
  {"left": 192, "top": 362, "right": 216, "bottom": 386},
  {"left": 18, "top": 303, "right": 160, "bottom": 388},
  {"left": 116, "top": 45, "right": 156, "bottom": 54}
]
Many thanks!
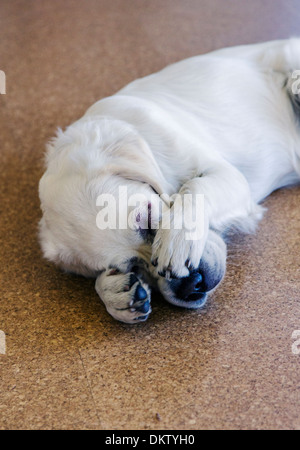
[
  {"left": 158, "top": 269, "right": 166, "bottom": 278},
  {"left": 157, "top": 266, "right": 179, "bottom": 280},
  {"left": 134, "top": 314, "right": 150, "bottom": 322}
]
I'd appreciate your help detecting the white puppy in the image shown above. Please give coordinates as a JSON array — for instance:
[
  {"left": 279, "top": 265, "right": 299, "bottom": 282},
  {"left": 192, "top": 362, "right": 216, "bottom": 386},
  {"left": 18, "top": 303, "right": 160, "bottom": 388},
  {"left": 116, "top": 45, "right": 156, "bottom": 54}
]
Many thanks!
[{"left": 39, "top": 39, "right": 300, "bottom": 323}]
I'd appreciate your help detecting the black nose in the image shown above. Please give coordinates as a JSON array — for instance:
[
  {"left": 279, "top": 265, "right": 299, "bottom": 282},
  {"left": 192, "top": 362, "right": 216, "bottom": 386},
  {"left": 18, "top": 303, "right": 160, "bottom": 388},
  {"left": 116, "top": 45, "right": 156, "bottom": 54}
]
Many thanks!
[{"left": 171, "top": 272, "right": 206, "bottom": 302}]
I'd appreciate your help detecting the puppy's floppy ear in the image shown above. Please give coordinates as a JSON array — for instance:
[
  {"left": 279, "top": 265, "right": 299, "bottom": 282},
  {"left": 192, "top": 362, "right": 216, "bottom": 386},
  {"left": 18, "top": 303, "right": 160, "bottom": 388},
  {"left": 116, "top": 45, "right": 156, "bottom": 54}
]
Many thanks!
[{"left": 105, "top": 135, "right": 173, "bottom": 196}]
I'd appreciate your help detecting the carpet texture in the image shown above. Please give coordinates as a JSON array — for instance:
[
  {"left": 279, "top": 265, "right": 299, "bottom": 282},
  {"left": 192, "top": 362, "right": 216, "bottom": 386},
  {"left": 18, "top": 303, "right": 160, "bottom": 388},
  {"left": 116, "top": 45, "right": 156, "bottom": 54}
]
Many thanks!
[{"left": 0, "top": 0, "right": 299, "bottom": 430}]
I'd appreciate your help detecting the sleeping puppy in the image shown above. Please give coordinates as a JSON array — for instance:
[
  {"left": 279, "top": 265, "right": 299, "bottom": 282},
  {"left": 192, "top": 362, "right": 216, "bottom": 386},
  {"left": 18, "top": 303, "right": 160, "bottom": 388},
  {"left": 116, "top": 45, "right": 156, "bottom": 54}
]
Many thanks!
[{"left": 39, "top": 39, "right": 300, "bottom": 323}]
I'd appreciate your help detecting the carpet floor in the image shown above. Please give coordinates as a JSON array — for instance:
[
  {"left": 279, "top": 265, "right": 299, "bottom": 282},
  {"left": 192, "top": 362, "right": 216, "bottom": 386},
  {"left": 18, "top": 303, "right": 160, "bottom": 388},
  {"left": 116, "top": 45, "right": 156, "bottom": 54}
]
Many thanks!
[{"left": 0, "top": 0, "right": 299, "bottom": 430}]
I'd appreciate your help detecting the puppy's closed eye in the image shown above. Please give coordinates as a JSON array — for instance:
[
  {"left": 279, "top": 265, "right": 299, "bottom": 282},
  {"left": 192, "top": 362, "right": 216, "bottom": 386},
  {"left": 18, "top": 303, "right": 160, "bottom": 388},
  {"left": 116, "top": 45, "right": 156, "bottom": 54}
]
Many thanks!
[
  {"left": 130, "top": 202, "right": 157, "bottom": 241},
  {"left": 107, "top": 268, "right": 121, "bottom": 276}
]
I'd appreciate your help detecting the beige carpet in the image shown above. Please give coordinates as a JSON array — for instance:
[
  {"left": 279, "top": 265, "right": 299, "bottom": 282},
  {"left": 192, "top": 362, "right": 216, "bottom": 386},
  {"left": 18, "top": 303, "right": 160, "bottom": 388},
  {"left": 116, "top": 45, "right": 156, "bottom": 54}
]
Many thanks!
[{"left": 0, "top": 0, "right": 299, "bottom": 430}]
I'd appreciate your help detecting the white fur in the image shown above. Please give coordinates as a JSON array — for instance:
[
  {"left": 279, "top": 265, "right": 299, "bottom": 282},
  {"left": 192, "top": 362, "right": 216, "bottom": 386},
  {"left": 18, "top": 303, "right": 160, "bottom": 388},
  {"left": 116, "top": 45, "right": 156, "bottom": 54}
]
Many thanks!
[{"left": 39, "top": 39, "right": 300, "bottom": 323}]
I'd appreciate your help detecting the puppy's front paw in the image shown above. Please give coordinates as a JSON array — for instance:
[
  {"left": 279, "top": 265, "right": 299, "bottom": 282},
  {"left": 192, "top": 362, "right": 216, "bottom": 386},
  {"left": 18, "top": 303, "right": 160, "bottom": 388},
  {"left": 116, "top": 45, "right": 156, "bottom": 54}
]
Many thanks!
[
  {"left": 151, "top": 194, "right": 209, "bottom": 279},
  {"left": 151, "top": 227, "right": 205, "bottom": 279},
  {"left": 95, "top": 270, "right": 151, "bottom": 324}
]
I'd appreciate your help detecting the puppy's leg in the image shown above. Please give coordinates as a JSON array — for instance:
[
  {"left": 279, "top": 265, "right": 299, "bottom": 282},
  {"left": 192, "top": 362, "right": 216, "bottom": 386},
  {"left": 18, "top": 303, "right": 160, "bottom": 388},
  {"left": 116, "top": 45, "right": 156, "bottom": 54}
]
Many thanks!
[
  {"left": 95, "top": 269, "right": 151, "bottom": 324},
  {"left": 152, "top": 158, "right": 264, "bottom": 279}
]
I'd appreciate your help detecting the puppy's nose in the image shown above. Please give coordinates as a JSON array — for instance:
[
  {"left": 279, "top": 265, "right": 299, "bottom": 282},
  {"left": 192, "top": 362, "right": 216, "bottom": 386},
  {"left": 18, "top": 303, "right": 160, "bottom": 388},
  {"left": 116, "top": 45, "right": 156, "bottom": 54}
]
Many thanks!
[{"left": 172, "top": 272, "right": 205, "bottom": 302}]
